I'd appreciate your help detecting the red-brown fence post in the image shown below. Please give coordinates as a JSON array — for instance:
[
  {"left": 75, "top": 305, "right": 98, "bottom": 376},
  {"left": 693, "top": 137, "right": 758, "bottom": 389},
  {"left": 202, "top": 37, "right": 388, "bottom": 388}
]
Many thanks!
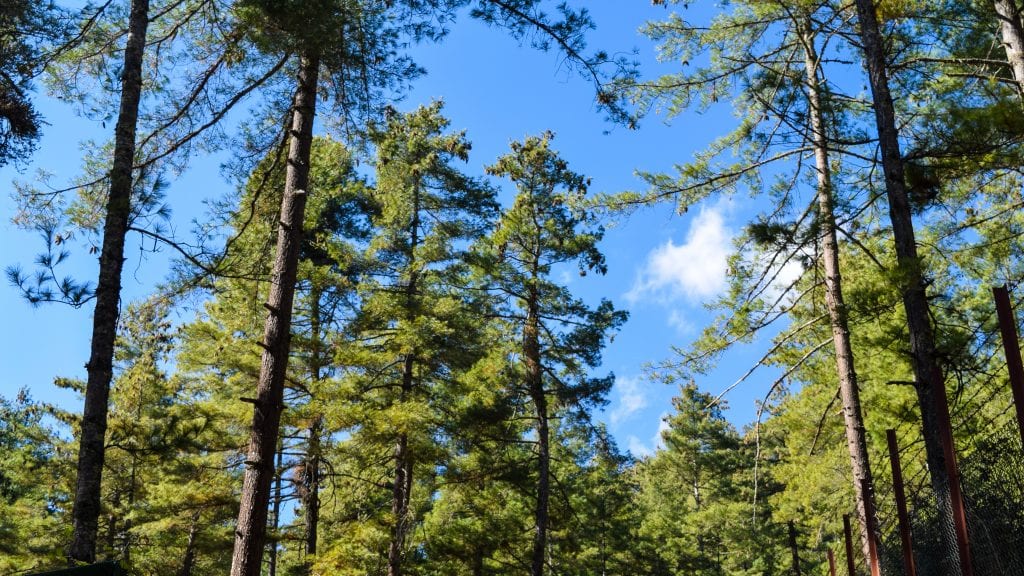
[
  {"left": 992, "top": 285, "right": 1024, "bottom": 449},
  {"left": 827, "top": 549, "right": 837, "bottom": 576},
  {"left": 887, "top": 429, "right": 917, "bottom": 576},
  {"left": 843, "top": 514, "right": 856, "bottom": 576}
]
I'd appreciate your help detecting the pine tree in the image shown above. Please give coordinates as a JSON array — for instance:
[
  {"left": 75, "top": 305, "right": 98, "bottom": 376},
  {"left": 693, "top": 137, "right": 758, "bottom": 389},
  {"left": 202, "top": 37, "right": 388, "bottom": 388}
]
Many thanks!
[
  {"left": 0, "top": 0, "right": 63, "bottom": 166},
  {"left": 313, "top": 102, "right": 497, "bottom": 575},
  {"left": 612, "top": 0, "right": 885, "bottom": 560},
  {"left": 483, "top": 133, "right": 627, "bottom": 576},
  {"left": 851, "top": 0, "right": 969, "bottom": 570}
]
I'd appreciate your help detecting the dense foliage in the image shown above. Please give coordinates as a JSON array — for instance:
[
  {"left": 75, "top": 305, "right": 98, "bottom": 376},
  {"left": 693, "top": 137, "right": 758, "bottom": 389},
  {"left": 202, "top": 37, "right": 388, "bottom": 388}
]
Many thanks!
[{"left": 5, "top": 0, "right": 1024, "bottom": 575}]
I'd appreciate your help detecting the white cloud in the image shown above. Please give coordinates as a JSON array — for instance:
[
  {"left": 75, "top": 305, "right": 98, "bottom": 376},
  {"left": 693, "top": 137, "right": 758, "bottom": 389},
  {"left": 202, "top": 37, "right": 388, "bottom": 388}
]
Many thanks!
[
  {"left": 627, "top": 435, "right": 652, "bottom": 457},
  {"left": 626, "top": 207, "right": 733, "bottom": 305},
  {"left": 610, "top": 376, "right": 649, "bottom": 426},
  {"left": 653, "top": 413, "right": 670, "bottom": 451},
  {"left": 667, "top": 309, "right": 694, "bottom": 334},
  {"left": 626, "top": 412, "right": 672, "bottom": 458},
  {"left": 768, "top": 257, "right": 805, "bottom": 303}
]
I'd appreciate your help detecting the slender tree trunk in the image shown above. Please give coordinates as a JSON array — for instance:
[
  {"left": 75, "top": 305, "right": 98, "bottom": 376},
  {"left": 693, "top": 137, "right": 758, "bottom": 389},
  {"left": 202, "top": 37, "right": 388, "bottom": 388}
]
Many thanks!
[
  {"left": 994, "top": 0, "right": 1024, "bottom": 99},
  {"left": 268, "top": 446, "right": 284, "bottom": 576},
  {"left": 388, "top": 184, "right": 421, "bottom": 576},
  {"left": 797, "top": 18, "right": 882, "bottom": 568},
  {"left": 230, "top": 50, "right": 320, "bottom": 576},
  {"left": 304, "top": 417, "right": 321, "bottom": 558},
  {"left": 122, "top": 454, "right": 137, "bottom": 565},
  {"left": 525, "top": 287, "right": 548, "bottom": 576},
  {"left": 68, "top": 0, "right": 150, "bottom": 563},
  {"left": 177, "top": 513, "right": 201, "bottom": 576},
  {"left": 304, "top": 292, "right": 323, "bottom": 566},
  {"left": 472, "top": 546, "right": 485, "bottom": 576},
  {"left": 850, "top": 2, "right": 963, "bottom": 573}
]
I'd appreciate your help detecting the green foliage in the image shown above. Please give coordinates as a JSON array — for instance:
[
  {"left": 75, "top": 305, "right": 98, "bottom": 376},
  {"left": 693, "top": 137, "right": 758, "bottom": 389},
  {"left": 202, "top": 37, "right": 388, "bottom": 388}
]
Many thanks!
[
  {"left": 0, "top": 0, "right": 66, "bottom": 166},
  {"left": 0, "top": 390, "right": 72, "bottom": 572}
]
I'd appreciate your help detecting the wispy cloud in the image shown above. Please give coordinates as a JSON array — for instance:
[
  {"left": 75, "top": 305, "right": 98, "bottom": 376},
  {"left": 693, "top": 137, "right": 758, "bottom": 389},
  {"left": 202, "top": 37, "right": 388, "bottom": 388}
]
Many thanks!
[
  {"left": 628, "top": 435, "right": 652, "bottom": 457},
  {"left": 626, "top": 413, "right": 671, "bottom": 458},
  {"left": 653, "top": 413, "right": 670, "bottom": 451},
  {"left": 626, "top": 206, "right": 733, "bottom": 305},
  {"left": 667, "top": 309, "right": 694, "bottom": 334},
  {"left": 610, "top": 376, "right": 649, "bottom": 426}
]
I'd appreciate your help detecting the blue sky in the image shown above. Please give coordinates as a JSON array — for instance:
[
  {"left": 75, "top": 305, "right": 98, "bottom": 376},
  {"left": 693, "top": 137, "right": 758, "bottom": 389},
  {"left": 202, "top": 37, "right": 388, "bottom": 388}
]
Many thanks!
[{"left": 0, "top": 2, "right": 785, "bottom": 458}]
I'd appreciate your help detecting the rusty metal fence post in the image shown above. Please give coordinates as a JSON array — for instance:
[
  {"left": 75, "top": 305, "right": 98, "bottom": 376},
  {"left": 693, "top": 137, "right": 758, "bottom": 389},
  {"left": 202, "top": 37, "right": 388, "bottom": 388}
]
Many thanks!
[
  {"left": 992, "top": 285, "right": 1024, "bottom": 449},
  {"left": 886, "top": 429, "right": 917, "bottom": 576}
]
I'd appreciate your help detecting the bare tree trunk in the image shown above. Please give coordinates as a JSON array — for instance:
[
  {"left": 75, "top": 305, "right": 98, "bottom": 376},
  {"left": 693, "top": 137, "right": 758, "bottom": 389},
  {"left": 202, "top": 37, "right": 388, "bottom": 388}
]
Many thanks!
[
  {"left": 229, "top": 50, "right": 320, "bottom": 576},
  {"left": 525, "top": 288, "right": 548, "bottom": 576},
  {"left": 68, "top": 0, "right": 150, "bottom": 563},
  {"left": 994, "top": 0, "right": 1024, "bottom": 99},
  {"left": 797, "top": 18, "right": 882, "bottom": 568},
  {"left": 177, "top": 513, "right": 201, "bottom": 576},
  {"left": 850, "top": 2, "right": 964, "bottom": 573}
]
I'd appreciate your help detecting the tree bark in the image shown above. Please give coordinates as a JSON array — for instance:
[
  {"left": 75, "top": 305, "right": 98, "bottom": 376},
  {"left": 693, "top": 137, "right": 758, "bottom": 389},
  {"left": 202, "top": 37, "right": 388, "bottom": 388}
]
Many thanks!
[
  {"left": 797, "top": 18, "right": 882, "bottom": 568},
  {"left": 525, "top": 286, "right": 548, "bottom": 576},
  {"left": 850, "top": 2, "right": 965, "bottom": 573},
  {"left": 69, "top": 0, "right": 150, "bottom": 563},
  {"left": 994, "top": 0, "right": 1024, "bottom": 100},
  {"left": 229, "top": 50, "right": 320, "bottom": 576}
]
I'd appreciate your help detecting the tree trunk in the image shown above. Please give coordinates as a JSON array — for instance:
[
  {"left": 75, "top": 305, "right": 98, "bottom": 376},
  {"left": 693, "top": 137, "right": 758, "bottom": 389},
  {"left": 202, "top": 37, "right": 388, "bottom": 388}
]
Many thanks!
[
  {"left": 303, "top": 287, "right": 323, "bottom": 571},
  {"left": 68, "top": 0, "right": 150, "bottom": 563},
  {"left": 304, "top": 417, "right": 321, "bottom": 558},
  {"left": 525, "top": 288, "right": 548, "bottom": 576},
  {"left": 788, "top": 521, "right": 801, "bottom": 576},
  {"left": 229, "top": 50, "right": 320, "bottom": 576},
  {"left": 268, "top": 446, "right": 284, "bottom": 576},
  {"left": 797, "top": 18, "right": 882, "bottom": 568},
  {"left": 994, "top": 0, "right": 1024, "bottom": 99},
  {"left": 177, "top": 513, "right": 200, "bottom": 576},
  {"left": 850, "top": 2, "right": 965, "bottom": 573},
  {"left": 472, "top": 546, "right": 485, "bottom": 576},
  {"left": 388, "top": 184, "right": 421, "bottom": 576}
]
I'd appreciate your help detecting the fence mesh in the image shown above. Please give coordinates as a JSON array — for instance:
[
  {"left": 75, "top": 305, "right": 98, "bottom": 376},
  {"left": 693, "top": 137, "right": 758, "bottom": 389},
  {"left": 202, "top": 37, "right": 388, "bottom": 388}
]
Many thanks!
[{"left": 871, "top": 420, "right": 1024, "bottom": 576}]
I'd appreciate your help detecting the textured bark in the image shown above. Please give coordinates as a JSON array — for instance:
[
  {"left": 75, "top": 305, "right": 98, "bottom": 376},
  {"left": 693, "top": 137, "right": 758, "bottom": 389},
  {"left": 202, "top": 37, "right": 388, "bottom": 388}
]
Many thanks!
[
  {"left": 68, "top": 0, "right": 150, "bottom": 563},
  {"left": 525, "top": 287, "right": 548, "bottom": 576},
  {"left": 229, "top": 51, "right": 320, "bottom": 576},
  {"left": 797, "top": 19, "right": 881, "bottom": 568},
  {"left": 850, "top": 2, "right": 966, "bottom": 573},
  {"left": 994, "top": 0, "right": 1024, "bottom": 99}
]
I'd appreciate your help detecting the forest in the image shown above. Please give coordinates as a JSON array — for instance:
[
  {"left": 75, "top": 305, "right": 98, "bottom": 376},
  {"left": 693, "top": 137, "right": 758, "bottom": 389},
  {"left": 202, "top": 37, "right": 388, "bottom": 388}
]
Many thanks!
[{"left": 3, "top": 0, "right": 1024, "bottom": 575}]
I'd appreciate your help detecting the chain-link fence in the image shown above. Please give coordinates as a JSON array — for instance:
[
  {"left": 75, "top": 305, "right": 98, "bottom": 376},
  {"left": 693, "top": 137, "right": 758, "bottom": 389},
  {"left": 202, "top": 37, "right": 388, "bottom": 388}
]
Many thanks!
[{"left": 868, "top": 420, "right": 1024, "bottom": 576}]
